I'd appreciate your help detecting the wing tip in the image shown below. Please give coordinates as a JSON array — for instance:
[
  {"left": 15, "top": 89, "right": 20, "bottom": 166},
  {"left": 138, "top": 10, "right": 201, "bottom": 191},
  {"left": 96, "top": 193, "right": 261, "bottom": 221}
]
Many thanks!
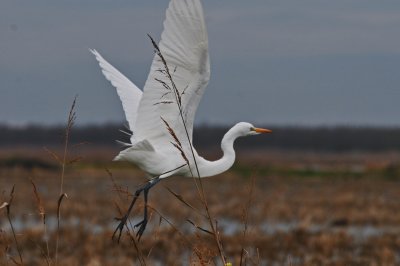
[
  {"left": 89, "top": 48, "right": 97, "bottom": 55},
  {"left": 90, "top": 49, "right": 102, "bottom": 61}
]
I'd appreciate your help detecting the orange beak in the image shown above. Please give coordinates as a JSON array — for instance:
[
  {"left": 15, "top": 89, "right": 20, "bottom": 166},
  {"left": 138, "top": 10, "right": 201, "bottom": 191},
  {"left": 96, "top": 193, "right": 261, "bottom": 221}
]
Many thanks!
[{"left": 254, "top": 127, "right": 272, "bottom": 134}]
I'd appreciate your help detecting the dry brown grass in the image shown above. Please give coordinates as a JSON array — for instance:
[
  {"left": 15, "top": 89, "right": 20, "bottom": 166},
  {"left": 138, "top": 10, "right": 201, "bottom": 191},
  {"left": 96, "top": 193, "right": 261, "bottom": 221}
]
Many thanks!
[{"left": 1, "top": 149, "right": 400, "bottom": 265}]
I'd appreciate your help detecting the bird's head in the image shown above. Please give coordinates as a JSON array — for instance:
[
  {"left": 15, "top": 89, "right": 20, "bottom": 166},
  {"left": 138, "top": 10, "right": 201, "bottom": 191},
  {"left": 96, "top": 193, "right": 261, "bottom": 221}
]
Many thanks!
[{"left": 234, "top": 122, "right": 272, "bottom": 137}]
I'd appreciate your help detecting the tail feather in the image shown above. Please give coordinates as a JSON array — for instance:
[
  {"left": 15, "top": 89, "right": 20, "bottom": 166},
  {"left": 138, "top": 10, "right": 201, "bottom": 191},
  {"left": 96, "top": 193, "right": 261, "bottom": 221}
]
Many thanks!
[{"left": 114, "top": 139, "right": 155, "bottom": 161}]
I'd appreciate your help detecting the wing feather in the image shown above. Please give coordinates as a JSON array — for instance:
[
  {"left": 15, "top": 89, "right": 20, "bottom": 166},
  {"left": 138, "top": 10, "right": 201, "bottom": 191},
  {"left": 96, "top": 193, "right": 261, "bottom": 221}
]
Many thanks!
[
  {"left": 134, "top": 0, "right": 210, "bottom": 152},
  {"left": 91, "top": 49, "right": 143, "bottom": 143}
]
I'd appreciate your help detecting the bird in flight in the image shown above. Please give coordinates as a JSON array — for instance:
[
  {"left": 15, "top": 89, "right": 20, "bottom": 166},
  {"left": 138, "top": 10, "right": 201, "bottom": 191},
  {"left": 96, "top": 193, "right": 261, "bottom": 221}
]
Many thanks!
[{"left": 91, "top": 0, "right": 271, "bottom": 241}]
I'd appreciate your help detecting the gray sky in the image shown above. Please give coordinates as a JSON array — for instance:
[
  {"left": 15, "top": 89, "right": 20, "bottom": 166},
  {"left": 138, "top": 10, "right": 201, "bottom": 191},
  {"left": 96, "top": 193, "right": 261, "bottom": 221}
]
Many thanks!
[{"left": 1, "top": 0, "right": 400, "bottom": 126}]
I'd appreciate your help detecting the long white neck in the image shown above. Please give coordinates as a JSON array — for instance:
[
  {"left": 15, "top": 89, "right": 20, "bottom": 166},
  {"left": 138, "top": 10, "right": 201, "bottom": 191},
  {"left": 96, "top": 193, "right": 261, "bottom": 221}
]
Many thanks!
[{"left": 196, "top": 126, "right": 240, "bottom": 177}]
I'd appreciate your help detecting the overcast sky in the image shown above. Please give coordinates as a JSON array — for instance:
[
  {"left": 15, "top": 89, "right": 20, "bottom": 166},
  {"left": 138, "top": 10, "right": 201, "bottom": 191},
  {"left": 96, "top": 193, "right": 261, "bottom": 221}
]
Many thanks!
[{"left": 1, "top": 0, "right": 400, "bottom": 127}]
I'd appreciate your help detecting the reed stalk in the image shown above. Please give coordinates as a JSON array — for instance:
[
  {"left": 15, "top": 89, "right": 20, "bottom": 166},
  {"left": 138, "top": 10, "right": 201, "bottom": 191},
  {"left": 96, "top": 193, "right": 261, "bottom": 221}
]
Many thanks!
[
  {"left": 1, "top": 185, "right": 23, "bottom": 265},
  {"left": 55, "top": 96, "right": 77, "bottom": 265},
  {"left": 148, "top": 35, "right": 227, "bottom": 265}
]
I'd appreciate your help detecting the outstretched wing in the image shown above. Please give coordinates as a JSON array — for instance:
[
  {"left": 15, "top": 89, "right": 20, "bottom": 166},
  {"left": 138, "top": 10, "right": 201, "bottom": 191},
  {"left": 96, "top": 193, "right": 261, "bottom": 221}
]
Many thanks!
[
  {"left": 134, "top": 0, "right": 210, "bottom": 151},
  {"left": 91, "top": 49, "right": 143, "bottom": 142}
]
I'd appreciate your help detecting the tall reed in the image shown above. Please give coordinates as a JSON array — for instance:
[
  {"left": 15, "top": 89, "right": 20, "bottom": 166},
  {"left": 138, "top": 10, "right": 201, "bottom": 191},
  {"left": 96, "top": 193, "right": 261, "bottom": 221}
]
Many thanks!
[
  {"left": 55, "top": 96, "right": 77, "bottom": 265},
  {"left": 30, "top": 178, "right": 51, "bottom": 265},
  {"left": 1, "top": 185, "right": 23, "bottom": 265},
  {"left": 148, "top": 35, "right": 228, "bottom": 265}
]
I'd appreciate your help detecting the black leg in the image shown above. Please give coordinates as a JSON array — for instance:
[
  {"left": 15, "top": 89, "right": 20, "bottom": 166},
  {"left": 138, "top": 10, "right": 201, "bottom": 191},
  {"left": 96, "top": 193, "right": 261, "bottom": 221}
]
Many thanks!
[
  {"left": 134, "top": 185, "right": 150, "bottom": 240},
  {"left": 112, "top": 177, "right": 160, "bottom": 242}
]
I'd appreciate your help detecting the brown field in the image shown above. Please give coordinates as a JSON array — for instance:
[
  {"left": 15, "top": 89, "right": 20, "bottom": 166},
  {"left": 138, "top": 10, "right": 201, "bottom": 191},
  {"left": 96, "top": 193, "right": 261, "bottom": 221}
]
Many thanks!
[{"left": 1, "top": 147, "right": 400, "bottom": 265}]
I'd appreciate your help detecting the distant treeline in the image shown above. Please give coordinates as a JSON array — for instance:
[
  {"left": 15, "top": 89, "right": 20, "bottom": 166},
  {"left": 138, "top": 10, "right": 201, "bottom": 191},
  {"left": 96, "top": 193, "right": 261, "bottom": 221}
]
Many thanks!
[{"left": 1, "top": 124, "right": 400, "bottom": 152}]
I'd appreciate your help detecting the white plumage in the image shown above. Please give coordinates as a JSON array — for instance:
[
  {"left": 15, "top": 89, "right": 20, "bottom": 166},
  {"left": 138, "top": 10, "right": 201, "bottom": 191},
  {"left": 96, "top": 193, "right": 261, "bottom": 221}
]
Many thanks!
[{"left": 91, "top": 0, "right": 271, "bottom": 240}]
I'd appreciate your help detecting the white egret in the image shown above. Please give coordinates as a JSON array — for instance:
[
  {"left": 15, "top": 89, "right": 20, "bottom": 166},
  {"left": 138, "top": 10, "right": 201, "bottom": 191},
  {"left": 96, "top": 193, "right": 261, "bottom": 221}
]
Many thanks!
[{"left": 91, "top": 0, "right": 271, "bottom": 240}]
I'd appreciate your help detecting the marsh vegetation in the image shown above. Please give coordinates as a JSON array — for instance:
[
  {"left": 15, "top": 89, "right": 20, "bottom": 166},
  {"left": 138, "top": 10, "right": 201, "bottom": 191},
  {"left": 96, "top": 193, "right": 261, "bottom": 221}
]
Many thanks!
[{"left": 1, "top": 146, "right": 400, "bottom": 265}]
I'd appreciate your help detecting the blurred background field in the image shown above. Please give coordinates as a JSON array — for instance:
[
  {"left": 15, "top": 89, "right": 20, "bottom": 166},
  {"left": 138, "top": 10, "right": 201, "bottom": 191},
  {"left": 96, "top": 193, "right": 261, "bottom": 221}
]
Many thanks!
[
  {"left": 1, "top": 125, "right": 400, "bottom": 265},
  {"left": 3, "top": 1, "right": 400, "bottom": 264}
]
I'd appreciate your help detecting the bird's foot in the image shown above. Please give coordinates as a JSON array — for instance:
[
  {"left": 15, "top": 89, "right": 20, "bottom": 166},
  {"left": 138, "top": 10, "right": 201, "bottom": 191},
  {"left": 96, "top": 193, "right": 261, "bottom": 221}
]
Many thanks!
[
  {"left": 111, "top": 177, "right": 160, "bottom": 243},
  {"left": 134, "top": 218, "right": 148, "bottom": 241},
  {"left": 112, "top": 214, "right": 129, "bottom": 243}
]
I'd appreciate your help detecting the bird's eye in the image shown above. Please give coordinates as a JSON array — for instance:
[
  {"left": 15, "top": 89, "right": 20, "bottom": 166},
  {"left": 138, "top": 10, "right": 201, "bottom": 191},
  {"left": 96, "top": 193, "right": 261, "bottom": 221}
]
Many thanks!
[{"left": 250, "top": 127, "right": 255, "bottom": 131}]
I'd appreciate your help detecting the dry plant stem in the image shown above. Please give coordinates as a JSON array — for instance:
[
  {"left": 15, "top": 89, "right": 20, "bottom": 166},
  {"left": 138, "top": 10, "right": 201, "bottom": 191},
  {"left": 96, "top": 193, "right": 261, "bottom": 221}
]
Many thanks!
[
  {"left": 149, "top": 206, "right": 203, "bottom": 261},
  {"left": 127, "top": 231, "right": 146, "bottom": 266},
  {"left": 240, "top": 176, "right": 255, "bottom": 266},
  {"left": 164, "top": 186, "right": 206, "bottom": 218},
  {"left": 124, "top": 211, "right": 147, "bottom": 266},
  {"left": 147, "top": 216, "right": 162, "bottom": 258},
  {"left": 30, "top": 179, "right": 51, "bottom": 263},
  {"left": 28, "top": 239, "right": 51, "bottom": 266},
  {"left": 43, "top": 217, "right": 50, "bottom": 263},
  {"left": 148, "top": 35, "right": 227, "bottom": 265},
  {"left": 148, "top": 35, "right": 199, "bottom": 178},
  {"left": 187, "top": 219, "right": 213, "bottom": 235},
  {"left": 41, "top": 243, "right": 51, "bottom": 266},
  {"left": 3, "top": 185, "right": 23, "bottom": 265},
  {"left": 60, "top": 96, "right": 77, "bottom": 194},
  {"left": 55, "top": 96, "right": 77, "bottom": 266}
]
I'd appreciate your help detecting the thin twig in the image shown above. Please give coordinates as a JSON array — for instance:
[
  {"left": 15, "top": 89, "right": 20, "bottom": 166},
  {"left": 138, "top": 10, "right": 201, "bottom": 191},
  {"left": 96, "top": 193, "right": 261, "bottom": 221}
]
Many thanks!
[
  {"left": 127, "top": 230, "right": 147, "bottom": 266},
  {"left": 240, "top": 176, "right": 255, "bottom": 266},
  {"left": 147, "top": 216, "right": 162, "bottom": 258},
  {"left": 2, "top": 185, "right": 23, "bottom": 265},
  {"left": 27, "top": 239, "right": 51, "bottom": 266},
  {"left": 186, "top": 219, "right": 213, "bottom": 235},
  {"left": 164, "top": 186, "right": 205, "bottom": 218},
  {"left": 148, "top": 206, "right": 203, "bottom": 260}
]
